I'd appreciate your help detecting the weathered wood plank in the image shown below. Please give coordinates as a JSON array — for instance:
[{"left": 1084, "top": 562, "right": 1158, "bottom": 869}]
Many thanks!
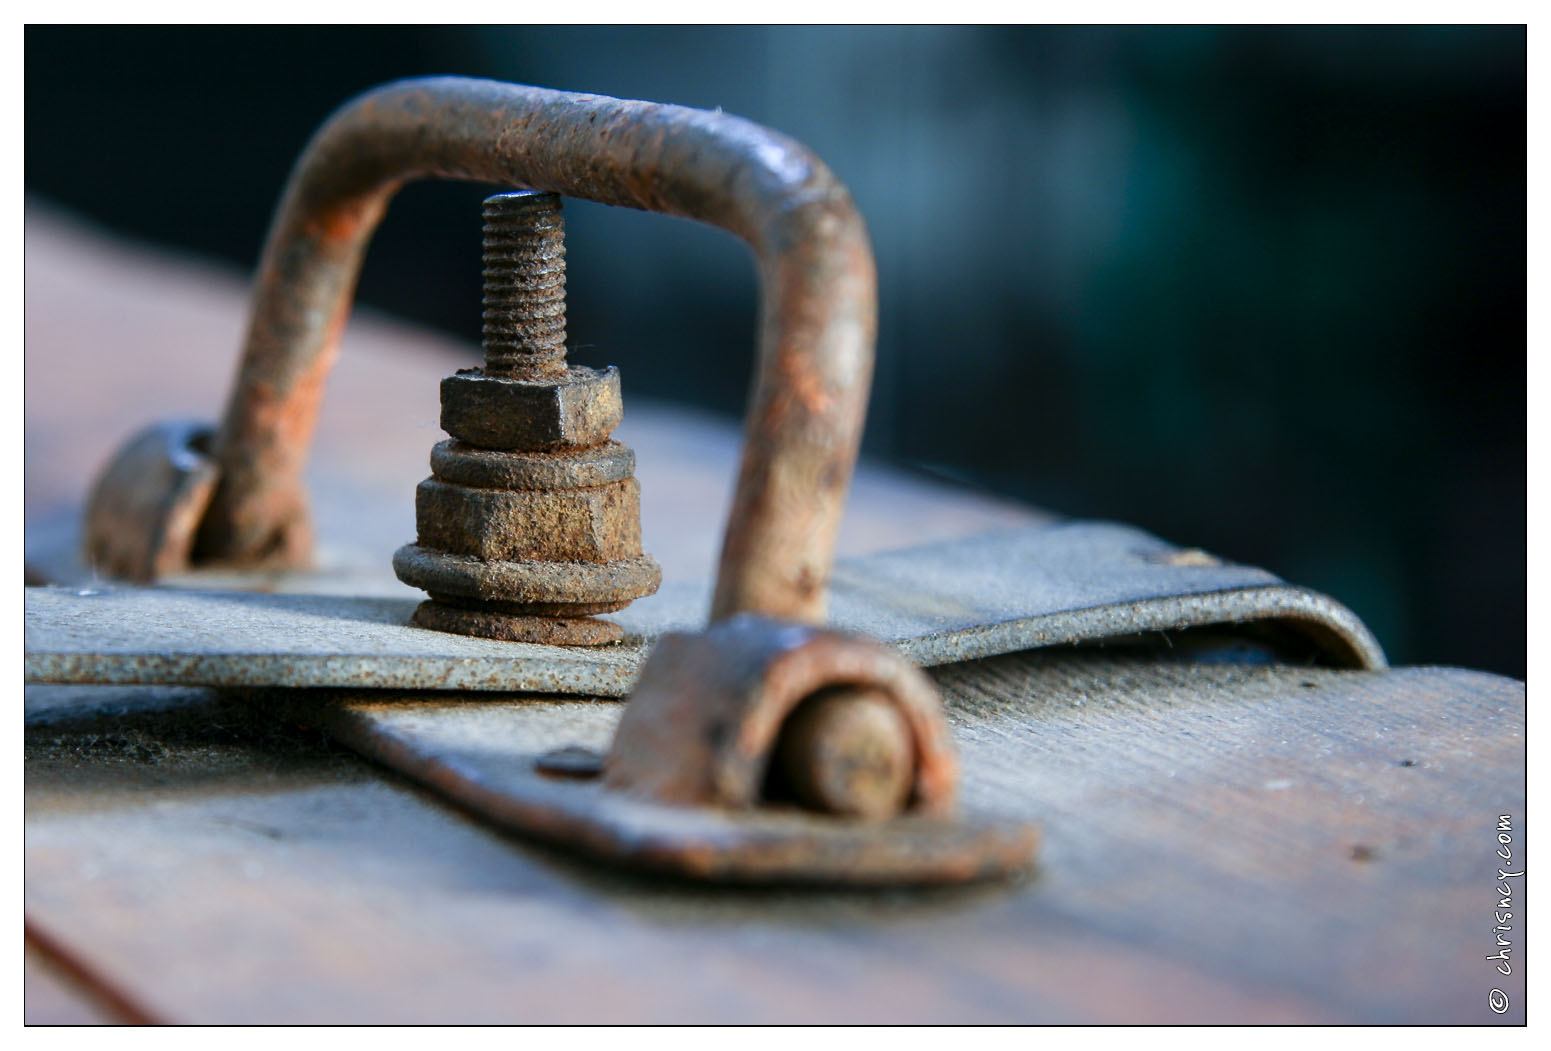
[
  {"left": 22, "top": 181, "right": 1524, "bottom": 1027},
  {"left": 23, "top": 654, "right": 1525, "bottom": 1023},
  {"left": 24, "top": 937, "right": 140, "bottom": 1025}
]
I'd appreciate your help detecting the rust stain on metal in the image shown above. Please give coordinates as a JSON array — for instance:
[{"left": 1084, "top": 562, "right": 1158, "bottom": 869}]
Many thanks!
[{"left": 303, "top": 196, "right": 384, "bottom": 247}]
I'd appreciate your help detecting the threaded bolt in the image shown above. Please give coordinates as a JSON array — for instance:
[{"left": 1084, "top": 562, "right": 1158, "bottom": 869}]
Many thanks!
[{"left": 481, "top": 191, "right": 568, "bottom": 380}]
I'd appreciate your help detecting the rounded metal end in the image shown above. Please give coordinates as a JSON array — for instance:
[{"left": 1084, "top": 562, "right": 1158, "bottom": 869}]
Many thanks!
[{"left": 773, "top": 685, "right": 916, "bottom": 820}]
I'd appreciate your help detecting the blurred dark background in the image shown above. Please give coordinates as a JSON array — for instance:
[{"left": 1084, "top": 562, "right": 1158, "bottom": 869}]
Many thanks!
[{"left": 25, "top": 26, "right": 1524, "bottom": 677}]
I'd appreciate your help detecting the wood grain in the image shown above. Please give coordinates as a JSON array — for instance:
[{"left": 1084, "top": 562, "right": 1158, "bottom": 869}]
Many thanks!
[{"left": 23, "top": 653, "right": 1525, "bottom": 1023}]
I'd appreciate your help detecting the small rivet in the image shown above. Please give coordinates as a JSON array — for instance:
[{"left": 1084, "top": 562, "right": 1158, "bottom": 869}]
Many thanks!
[{"left": 534, "top": 744, "right": 605, "bottom": 780}]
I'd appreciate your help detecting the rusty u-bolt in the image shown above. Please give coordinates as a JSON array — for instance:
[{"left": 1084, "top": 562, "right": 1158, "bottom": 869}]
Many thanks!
[{"left": 193, "top": 76, "right": 876, "bottom": 624}]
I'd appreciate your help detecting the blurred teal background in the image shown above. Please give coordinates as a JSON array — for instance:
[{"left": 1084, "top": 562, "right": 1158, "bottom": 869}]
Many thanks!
[{"left": 25, "top": 26, "right": 1525, "bottom": 676}]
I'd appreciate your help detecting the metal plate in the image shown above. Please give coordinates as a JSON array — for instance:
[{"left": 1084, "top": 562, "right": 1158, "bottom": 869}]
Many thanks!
[
  {"left": 24, "top": 520, "right": 1386, "bottom": 695},
  {"left": 317, "top": 691, "right": 1037, "bottom": 885}
]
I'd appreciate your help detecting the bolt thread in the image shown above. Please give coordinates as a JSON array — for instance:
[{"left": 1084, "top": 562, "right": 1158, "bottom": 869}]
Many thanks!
[{"left": 482, "top": 192, "right": 567, "bottom": 379}]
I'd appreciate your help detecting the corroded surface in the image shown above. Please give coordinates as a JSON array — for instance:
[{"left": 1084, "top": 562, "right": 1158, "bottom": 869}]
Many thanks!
[
  {"left": 412, "top": 476, "right": 642, "bottom": 563},
  {"left": 479, "top": 191, "right": 568, "bottom": 379},
  {"left": 438, "top": 366, "right": 623, "bottom": 452},
  {"left": 391, "top": 546, "right": 661, "bottom": 608},
  {"left": 428, "top": 439, "right": 635, "bottom": 491},
  {"left": 400, "top": 190, "right": 654, "bottom": 643},
  {"left": 411, "top": 601, "right": 623, "bottom": 647}
]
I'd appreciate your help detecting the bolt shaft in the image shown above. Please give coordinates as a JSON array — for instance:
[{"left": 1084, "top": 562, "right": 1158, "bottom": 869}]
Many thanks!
[{"left": 482, "top": 192, "right": 567, "bottom": 379}]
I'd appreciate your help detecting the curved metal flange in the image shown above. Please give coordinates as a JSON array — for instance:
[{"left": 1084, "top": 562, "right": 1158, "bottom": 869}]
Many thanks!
[
  {"left": 81, "top": 422, "right": 219, "bottom": 583},
  {"left": 85, "top": 76, "right": 875, "bottom": 626},
  {"left": 606, "top": 615, "right": 959, "bottom": 816}
]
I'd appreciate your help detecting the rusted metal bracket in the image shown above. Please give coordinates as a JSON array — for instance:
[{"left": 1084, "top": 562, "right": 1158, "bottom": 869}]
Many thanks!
[
  {"left": 72, "top": 76, "right": 1041, "bottom": 884},
  {"left": 84, "top": 76, "right": 872, "bottom": 628},
  {"left": 314, "top": 617, "right": 1038, "bottom": 885}
]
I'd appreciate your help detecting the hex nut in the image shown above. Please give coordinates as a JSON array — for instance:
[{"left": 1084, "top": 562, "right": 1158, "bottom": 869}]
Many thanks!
[
  {"left": 440, "top": 365, "right": 623, "bottom": 451},
  {"left": 423, "top": 592, "right": 629, "bottom": 617},
  {"left": 428, "top": 439, "right": 635, "bottom": 491},
  {"left": 392, "top": 543, "right": 661, "bottom": 606},
  {"left": 414, "top": 476, "right": 643, "bottom": 563},
  {"left": 411, "top": 600, "right": 624, "bottom": 646}
]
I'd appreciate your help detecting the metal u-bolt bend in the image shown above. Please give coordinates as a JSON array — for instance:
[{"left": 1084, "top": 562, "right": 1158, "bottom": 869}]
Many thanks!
[{"left": 192, "top": 76, "right": 877, "bottom": 626}]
